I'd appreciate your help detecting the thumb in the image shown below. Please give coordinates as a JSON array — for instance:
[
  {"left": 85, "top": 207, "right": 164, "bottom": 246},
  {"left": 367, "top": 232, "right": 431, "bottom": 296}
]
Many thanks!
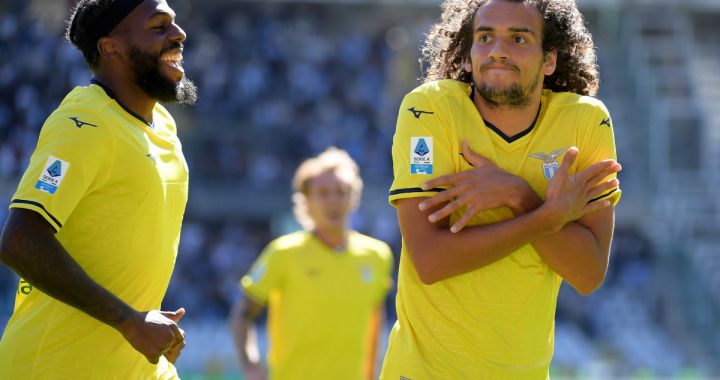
[
  {"left": 555, "top": 147, "right": 578, "bottom": 179},
  {"left": 461, "top": 140, "right": 490, "bottom": 167},
  {"left": 161, "top": 307, "right": 186, "bottom": 323}
]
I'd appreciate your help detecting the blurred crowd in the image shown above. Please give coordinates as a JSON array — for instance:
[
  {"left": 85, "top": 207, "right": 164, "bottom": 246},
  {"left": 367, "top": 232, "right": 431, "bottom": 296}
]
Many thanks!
[{"left": 0, "top": 1, "right": 708, "bottom": 376}]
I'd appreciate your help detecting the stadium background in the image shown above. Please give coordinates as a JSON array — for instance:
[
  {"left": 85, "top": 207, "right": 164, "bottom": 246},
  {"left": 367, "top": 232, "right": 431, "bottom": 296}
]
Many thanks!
[{"left": 0, "top": 0, "right": 719, "bottom": 378}]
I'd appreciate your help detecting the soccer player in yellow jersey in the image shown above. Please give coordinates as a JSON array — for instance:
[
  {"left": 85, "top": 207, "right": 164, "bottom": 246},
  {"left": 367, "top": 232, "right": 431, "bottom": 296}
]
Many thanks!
[
  {"left": 381, "top": 0, "right": 622, "bottom": 379},
  {"left": 229, "top": 147, "right": 394, "bottom": 380},
  {"left": 0, "top": 0, "right": 197, "bottom": 378}
]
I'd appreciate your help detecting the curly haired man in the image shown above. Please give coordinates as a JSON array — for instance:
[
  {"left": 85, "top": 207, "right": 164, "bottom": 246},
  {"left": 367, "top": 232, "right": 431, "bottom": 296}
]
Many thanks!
[{"left": 381, "top": 1, "right": 622, "bottom": 378}]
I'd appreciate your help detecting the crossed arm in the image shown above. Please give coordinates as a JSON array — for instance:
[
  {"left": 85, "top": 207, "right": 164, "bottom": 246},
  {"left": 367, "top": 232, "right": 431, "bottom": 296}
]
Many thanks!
[
  {"left": 399, "top": 142, "right": 620, "bottom": 294},
  {"left": 0, "top": 208, "right": 186, "bottom": 363}
]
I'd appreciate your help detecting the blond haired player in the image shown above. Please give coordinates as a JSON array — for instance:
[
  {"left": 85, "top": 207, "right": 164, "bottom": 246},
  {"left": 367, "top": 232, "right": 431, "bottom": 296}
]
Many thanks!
[{"left": 230, "top": 147, "right": 394, "bottom": 380}]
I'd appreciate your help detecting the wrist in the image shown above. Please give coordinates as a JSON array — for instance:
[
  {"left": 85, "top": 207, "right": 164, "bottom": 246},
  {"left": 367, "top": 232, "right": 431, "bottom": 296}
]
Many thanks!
[
  {"left": 507, "top": 178, "right": 542, "bottom": 216},
  {"left": 534, "top": 203, "right": 567, "bottom": 235},
  {"left": 115, "top": 308, "right": 143, "bottom": 336}
]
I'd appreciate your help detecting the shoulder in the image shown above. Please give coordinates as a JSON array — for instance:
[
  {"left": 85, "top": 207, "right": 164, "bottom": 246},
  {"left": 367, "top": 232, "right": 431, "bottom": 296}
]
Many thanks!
[
  {"left": 153, "top": 103, "right": 178, "bottom": 135},
  {"left": 264, "top": 230, "right": 312, "bottom": 255},
  {"left": 350, "top": 232, "right": 393, "bottom": 260},
  {"left": 544, "top": 90, "right": 609, "bottom": 115},
  {"left": 41, "top": 87, "right": 116, "bottom": 143},
  {"left": 406, "top": 79, "right": 472, "bottom": 102}
]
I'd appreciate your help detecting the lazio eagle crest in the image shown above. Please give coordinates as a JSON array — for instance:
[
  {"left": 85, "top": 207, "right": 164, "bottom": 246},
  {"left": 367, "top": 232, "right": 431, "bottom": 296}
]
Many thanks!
[{"left": 528, "top": 147, "right": 568, "bottom": 181}]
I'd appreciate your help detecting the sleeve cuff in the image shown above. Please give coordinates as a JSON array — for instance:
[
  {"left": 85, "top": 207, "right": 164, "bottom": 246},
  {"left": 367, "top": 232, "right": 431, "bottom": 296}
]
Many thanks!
[
  {"left": 388, "top": 187, "right": 445, "bottom": 207},
  {"left": 588, "top": 188, "right": 621, "bottom": 206},
  {"left": 9, "top": 199, "right": 62, "bottom": 232}
]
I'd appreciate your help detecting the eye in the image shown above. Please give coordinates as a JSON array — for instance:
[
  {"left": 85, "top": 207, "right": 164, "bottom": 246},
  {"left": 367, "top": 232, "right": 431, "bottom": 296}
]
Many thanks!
[
  {"left": 513, "top": 36, "right": 527, "bottom": 44},
  {"left": 478, "top": 34, "right": 492, "bottom": 43}
]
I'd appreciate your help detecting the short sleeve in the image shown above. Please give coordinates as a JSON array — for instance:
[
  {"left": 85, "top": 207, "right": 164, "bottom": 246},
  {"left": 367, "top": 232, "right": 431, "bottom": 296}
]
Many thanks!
[
  {"left": 10, "top": 108, "right": 114, "bottom": 231},
  {"left": 388, "top": 91, "right": 458, "bottom": 206},
  {"left": 576, "top": 100, "right": 621, "bottom": 206},
  {"left": 240, "top": 242, "right": 287, "bottom": 305}
]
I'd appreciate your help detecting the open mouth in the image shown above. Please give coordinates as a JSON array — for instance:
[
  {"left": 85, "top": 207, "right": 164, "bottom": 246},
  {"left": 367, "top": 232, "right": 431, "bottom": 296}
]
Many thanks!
[{"left": 160, "top": 50, "right": 184, "bottom": 73}]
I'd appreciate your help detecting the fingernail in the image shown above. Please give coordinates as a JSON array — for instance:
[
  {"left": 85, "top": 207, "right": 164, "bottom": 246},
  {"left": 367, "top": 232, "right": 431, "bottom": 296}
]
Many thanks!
[
  {"left": 421, "top": 184, "right": 429, "bottom": 190},
  {"left": 428, "top": 215, "right": 437, "bottom": 223},
  {"left": 451, "top": 226, "right": 459, "bottom": 233}
]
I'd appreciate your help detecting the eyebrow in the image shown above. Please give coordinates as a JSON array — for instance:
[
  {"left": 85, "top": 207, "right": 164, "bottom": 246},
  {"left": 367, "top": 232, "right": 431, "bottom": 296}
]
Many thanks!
[
  {"left": 475, "top": 26, "right": 537, "bottom": 36},
  {"left": 149, "top": 10, "right": 176, "bottom": 20}
]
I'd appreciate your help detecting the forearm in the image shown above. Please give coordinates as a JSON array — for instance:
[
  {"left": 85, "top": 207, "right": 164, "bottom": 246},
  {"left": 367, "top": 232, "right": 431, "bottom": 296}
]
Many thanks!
[
  {"left": 229, "top": 299, "right": 262, "bottom": 367},
  {"left": 364, "top": 307, "right": 383, "bottom": 380},
  {"left": 400, "top": 198, "right": 559, "bottom": 284},
  {"left": 0, "top": 213, "right": 136, "bottom": 329},
  {"left": 532, "top": 209, "right": 615, "bottom": 295}
]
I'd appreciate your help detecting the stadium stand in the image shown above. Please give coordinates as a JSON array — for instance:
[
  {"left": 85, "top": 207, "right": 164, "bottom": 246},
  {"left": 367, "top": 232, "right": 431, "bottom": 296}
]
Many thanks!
[{"left": 0, "top": 1, "right": 718, "bottom": 378}]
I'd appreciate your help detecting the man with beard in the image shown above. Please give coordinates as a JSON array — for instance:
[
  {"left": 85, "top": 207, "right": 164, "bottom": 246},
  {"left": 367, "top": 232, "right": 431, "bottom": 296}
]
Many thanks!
[
  {"left": 381, "top": 0, "right": 622, "bottom": 378},
  {"left": 0, "top": 1, "right": 197, "bottom": 378}
]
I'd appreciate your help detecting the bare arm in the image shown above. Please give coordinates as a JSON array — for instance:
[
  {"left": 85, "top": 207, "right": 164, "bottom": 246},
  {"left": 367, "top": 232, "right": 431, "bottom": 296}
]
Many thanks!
[
  {"left": 364, "top": 306, "right": 384, "bottom": 380},
  {"left": 532, "top": 207, "right": 615, "bottom": 295},
  {"left": 400, "top": 147, "right": 616, "bottom": 285},
  {"left": 0, "top": 208, "right": 183, "bottom": 364},
  {"left": 398, "top": 196, "right": 559, "bottom": 284},
  {"left": 229, "top": 295, "right": 266, "bottom": 380},
  {"left": 416, "top": 144, "right": 620, "bottom": 293}
]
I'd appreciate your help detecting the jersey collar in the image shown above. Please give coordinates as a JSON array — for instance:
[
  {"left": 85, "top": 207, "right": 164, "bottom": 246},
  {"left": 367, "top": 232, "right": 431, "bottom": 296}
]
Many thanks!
[{"left": 91, "top": 78, "right": 155, "bottom": 129}]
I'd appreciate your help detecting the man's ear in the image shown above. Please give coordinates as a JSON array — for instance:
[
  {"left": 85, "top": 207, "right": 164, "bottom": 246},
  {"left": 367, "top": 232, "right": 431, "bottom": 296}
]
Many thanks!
[
  {"left": 97, "top": 36, "right": 122, "bottom": 61},
  {"left": 543, "top": 49, "right": 557, "bottom": 76}
]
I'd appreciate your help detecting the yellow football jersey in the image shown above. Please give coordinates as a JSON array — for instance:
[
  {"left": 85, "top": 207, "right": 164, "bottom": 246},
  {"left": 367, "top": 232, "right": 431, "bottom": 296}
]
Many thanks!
[
  {"left": 381, "top": 80, "right": 620, "bottom": 379},
  {"left": 241, "top": 230, "right": 394, "bottom": 380},
  {"left": 0, "top": 81, "right": 188, "bottom": 379}
]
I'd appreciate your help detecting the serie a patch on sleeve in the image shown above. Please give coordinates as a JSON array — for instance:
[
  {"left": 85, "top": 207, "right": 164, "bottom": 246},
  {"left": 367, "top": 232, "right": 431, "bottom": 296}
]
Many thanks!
[
  {"left": 410, "top": 136, "right": 433, "bottom": 174},
  {"left": 34, "top": 155, "right": 70, "bottom": 195}
]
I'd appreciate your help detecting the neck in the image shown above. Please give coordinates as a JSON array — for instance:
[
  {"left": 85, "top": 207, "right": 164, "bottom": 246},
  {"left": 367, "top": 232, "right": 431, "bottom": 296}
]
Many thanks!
[
  {"left": 94, "top": 71, "right": 156, "bottom": 124},
  {"left": 313, "top": 226, "right": 349, "bottom": 251},
  {"left": 474, "top": 90, "right": 542, "bottom": 138}
]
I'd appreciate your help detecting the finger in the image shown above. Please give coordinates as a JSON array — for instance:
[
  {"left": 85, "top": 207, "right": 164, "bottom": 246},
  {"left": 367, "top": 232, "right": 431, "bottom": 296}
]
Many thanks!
[
  {"left": 556, "top": 147, "right": 578, "bottom": 179},
  {"left": 577, "top": 160, "right": 619, "bottom": 185},
  {"left": 421, "top": 172, "right": 465, "bottom": 190},
  {"left": 460, "top": 140, "right": 492, "bottom": 167},
  {"left": 160, "top": 308, "right": 185, "bottom": 324},
  {"left": 587, "top": 178, "right": 619, "bottom": 200},
  {"left": 163, "top": 348, "right": 179, "bottom": 364},
  {"left": 174, "top": 308, "right": 185, "bottom": 322},
  {"left": 168, "top": 323, "right": 183, "bottom": 344},
  {"left": 419, "top": 188, "right": 459, "bottom": 211},
  {"left": 583, "top": 199, "right": 612, "bottom": 215},
  {"left": 449, "top": 206, "right": 477, "bottom": 233},
  {"left": 586, "top": 163, "right": 621, "bottom": 187},
  {"left": 147, "top": 353, "right": 160, "bottom": 365},
  {"left": 428, "top": 200, "right": 461, "bottom": 223}
]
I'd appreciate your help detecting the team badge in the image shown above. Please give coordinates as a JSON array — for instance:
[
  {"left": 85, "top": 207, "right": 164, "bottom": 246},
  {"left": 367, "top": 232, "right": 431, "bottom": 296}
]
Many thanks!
[
  {"left": 528, "top": 147, "right": 568, "bottom": 181},
  {"left": 410, "top": 137, "right": 433, "bottom": 174},
  {"left": 34, "top": 155, "right": 70, "bottom": 194},
  {"left": 359, "top": 265, "right": 373, "bottom": 283}
]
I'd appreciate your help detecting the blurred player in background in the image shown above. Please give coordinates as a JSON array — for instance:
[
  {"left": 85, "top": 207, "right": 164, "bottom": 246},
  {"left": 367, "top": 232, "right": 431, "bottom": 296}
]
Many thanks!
[
  {"left": 230, "top": 147, "right": 394, "bottom": 380},
  {"left": 381, "top": 0, "right": 621, "bottom": 378},
  {"left": 0, "top": 0, "right": 197, "bottom": 378}
]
